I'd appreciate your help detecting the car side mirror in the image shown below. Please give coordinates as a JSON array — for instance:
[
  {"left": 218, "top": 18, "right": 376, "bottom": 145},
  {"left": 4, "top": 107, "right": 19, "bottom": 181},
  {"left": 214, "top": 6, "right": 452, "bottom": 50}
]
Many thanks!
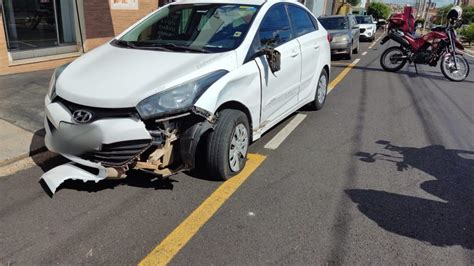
[{"left": 255, "top": 48, "right": 281, "bottom": 73}]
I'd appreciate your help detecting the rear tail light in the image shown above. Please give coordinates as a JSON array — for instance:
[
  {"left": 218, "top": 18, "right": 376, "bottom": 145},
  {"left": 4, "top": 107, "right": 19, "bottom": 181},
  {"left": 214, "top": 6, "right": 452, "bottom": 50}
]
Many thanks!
[{"left": 327, "top": 33, "right": 332, "bottom": 42}]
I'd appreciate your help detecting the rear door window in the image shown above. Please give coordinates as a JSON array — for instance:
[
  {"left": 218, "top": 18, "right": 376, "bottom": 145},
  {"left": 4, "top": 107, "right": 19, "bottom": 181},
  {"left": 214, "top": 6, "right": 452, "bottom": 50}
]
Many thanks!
[
  {"left": 287, "top": 5, "right": 317, "bottom": 37},
  {"left": 258, "top": 4, "right": 293, "bottom": 48}
]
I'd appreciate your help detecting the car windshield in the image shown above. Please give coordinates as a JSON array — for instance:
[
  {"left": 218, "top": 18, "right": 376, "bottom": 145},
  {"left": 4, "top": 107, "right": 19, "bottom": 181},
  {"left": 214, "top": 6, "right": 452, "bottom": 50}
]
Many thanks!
[
  {"left": 356, "top": 16, "right": 373, "bottom": 24},
  {"left": 118, "top": 4, "right": 259, "bottom": 53},
  {"left": 319, "top": 17, "right": 348, "bottom": 30}
]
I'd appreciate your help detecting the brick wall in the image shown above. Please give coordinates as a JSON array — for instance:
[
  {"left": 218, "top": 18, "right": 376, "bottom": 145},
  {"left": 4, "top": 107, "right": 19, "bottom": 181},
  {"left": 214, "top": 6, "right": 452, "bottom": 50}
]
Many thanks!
[{"left": 83, "top": 0, "right": 159, "bottom": 51}]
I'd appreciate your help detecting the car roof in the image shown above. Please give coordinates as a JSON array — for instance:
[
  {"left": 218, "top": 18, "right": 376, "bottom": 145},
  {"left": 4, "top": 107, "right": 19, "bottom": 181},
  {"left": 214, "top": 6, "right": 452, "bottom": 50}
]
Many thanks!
[{"left": 173, "top": 0, "right": 298, "bottom": 6}]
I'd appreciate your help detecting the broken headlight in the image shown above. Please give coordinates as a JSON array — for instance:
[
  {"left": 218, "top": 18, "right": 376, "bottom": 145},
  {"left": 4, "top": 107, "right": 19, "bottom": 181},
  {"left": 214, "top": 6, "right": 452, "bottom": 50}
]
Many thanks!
[
  {"left": 48, "top": 63, "right": 69, "bottom": 100},
  {"left": 136, "top": 70, "right": 228, "bottom": 120}
]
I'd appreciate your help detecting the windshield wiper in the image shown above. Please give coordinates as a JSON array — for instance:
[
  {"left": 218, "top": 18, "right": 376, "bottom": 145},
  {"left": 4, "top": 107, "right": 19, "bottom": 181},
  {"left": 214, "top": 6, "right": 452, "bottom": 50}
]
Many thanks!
[
  {"left": 113, "top": 40, "right": 173, "bottom": 52},
  {"left": 154, "top": 43, "right": 211, "bottom": 53},
  {"left": 114, "top": 39, "right": 136, "bottom": 48}
]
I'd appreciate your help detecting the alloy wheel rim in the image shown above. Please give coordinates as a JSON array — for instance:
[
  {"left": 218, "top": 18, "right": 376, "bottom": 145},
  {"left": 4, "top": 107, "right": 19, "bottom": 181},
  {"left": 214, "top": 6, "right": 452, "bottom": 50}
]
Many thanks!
[
  {"left": 229, "top": 123, "right": 248, "bottom": 172},
  {"left": 385, "top": 50, "right": 404, "bottom": 69},
  {"left": 444, "top": 55, "right": 468, "bottom": 80},
  {"left": 318, "top": 74, "right": 327, "bottom": 104}
]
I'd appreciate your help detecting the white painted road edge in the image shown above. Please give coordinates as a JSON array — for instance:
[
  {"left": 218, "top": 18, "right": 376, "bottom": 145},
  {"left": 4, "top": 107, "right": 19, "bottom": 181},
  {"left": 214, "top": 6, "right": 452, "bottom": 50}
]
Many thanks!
[
  {"left": 362, "top": 51, "right": 368, "bottom": 56},
  {"left": 264, "top": 114, "right": 307, "bottom": 150}
]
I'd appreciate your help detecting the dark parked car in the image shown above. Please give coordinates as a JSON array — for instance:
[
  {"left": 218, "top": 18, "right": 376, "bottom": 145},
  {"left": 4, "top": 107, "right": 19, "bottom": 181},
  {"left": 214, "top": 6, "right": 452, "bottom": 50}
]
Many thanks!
[{"left": 319, "top": 14, "right": 360, "bottom": 59}]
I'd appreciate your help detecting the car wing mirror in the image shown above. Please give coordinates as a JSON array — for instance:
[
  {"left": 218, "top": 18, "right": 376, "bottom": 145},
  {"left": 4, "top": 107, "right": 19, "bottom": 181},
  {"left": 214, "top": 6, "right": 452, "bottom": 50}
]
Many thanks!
[
  {"left": 254, "top": 48, "right": 281, "bottom": 73},
  {"left": 263, "top": 48, "right": 281, "bottom": 73}
]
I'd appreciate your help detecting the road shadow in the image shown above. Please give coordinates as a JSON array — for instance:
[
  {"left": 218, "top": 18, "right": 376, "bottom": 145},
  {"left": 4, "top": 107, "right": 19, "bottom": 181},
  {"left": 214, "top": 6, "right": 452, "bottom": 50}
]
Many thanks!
[
  {"left": 56, "top": 170, "right": 178, "bottom": 194},
  {"left": 29, "top": 129, "right": 67, "bottom": 174},
  {"left": 347, "top": 140, "right": 474, "bottom": 249}
]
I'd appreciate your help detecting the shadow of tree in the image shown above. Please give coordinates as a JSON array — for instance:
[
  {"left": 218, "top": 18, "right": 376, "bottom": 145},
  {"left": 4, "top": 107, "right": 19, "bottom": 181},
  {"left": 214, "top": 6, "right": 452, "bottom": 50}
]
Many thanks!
[{"left": 347, "top": 140, "right": 474, "bottom": 249}]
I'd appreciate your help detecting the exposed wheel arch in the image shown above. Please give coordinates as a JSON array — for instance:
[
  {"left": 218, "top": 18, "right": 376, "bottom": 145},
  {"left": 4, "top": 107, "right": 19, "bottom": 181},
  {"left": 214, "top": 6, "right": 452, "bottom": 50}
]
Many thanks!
[{"left": 216, "top": 101, "right": 253, "bottom": 142}]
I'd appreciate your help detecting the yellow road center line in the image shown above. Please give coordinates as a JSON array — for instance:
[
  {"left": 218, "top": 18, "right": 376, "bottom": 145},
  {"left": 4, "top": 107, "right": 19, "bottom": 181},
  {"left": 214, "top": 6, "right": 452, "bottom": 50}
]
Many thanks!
[
  {"left": 138, "top": 153, "right": 266, "bottom": 266},
  {"left": 328, "top": 58, "right": 360, "bottom": 93}
]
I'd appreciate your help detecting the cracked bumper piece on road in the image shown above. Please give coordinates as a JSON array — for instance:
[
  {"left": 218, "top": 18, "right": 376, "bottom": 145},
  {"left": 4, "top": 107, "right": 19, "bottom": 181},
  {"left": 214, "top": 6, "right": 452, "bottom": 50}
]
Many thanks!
[{"left": 41, "top": 163, "right": 108, "bottom": 194}]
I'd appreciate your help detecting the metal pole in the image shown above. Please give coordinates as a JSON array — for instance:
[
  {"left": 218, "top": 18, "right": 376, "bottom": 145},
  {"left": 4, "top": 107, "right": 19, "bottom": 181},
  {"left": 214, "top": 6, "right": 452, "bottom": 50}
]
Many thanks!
[
  {"left": 423, "top": 0, "right": 431, "bottom": 31},
  {"left": 74, "top": 0, "right": 85, "bottom": 53}
]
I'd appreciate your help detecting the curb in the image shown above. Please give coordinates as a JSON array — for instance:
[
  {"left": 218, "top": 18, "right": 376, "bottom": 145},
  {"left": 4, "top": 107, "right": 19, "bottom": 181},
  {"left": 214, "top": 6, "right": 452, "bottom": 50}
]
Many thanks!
[
  {"left": 0, "top": 145, "right": 48, "bottom": 168},
  {"left": 0, "top": 150, "right": 57, "bottom": 177}
]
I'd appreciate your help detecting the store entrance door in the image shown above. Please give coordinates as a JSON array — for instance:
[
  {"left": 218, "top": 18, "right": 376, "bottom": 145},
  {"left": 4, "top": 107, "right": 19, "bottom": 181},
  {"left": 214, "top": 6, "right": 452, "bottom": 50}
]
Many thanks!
[{"left": 2, "top": 0, "right": 79, "bottom": 57}]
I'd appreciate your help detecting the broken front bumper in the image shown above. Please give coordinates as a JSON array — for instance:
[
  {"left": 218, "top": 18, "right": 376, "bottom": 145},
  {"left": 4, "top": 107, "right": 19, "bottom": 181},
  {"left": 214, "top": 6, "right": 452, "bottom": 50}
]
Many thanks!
[{"left": 42, "top": 97, "right": 152, "bottom": 193}]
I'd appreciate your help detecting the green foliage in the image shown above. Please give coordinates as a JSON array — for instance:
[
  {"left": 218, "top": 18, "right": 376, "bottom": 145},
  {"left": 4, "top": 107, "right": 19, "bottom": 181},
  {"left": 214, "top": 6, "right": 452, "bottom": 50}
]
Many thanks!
[
  {"left": 462, "top": 6, "right": 474, "bottom": 25},
  {"left": 346, "top": 0, "right": 361, "bottom": 7},
  {"left": 367, "top": 2, "right": 391, "bottom": 20},
  {"left": 461, "top": 23, "right": 474, "bottom": 45}
]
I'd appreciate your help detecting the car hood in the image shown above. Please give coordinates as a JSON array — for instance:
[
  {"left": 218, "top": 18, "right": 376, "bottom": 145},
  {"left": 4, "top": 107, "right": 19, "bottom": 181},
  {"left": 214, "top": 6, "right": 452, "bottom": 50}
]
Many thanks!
[
  {"left": 327, "top": 29, "right": 349, "bottom": 36},
  {"left": 56, "top": 44, "right": 238, "bottom": 108},
  {"left": 359, "top": 24, "right": 375, "bottom": 29}
]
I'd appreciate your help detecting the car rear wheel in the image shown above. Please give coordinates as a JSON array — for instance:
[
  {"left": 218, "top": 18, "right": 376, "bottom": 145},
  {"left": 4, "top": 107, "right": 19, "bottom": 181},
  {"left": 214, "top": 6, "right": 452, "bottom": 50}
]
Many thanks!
[
  {"left": 206, "top": 109, "right": 249, "bottom": 181},
  {"left": 353, "top": 40, "right": 359, "bottom": 54},
  {"left": 346, "top": 44, "right": 353, "bottom": 60},
  {"left": 309, "top": 69, "right": 328, "bottom": 111}
]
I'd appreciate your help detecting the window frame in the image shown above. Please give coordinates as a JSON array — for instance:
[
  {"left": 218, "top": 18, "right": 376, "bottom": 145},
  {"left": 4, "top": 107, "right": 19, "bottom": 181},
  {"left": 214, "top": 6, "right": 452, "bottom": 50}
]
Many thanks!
[{"left": 286, "top": 3, "right": 318, "bottom": 38}]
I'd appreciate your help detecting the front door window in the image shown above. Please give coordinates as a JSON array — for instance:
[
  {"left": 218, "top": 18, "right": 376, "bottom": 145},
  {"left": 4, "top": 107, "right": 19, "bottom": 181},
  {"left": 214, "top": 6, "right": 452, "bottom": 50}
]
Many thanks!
[{"left": 2, "top": 0, "right": 78, "bottom": 52}]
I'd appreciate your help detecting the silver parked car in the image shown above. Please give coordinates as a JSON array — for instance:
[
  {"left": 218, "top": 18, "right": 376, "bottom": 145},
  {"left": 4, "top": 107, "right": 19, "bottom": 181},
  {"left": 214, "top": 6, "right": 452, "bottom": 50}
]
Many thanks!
[{"left": 319, "top": 14, "right": 360, "bottom": 60}]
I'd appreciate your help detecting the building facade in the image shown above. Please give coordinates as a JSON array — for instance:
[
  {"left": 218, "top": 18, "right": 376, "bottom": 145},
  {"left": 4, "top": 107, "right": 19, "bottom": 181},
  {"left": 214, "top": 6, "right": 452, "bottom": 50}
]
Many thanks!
[
  {"left": 0, "top": 0, "right": 333, "bottom": 75},
  {"left": 0, "top": 0, "right": 163, "bottom": 75}
]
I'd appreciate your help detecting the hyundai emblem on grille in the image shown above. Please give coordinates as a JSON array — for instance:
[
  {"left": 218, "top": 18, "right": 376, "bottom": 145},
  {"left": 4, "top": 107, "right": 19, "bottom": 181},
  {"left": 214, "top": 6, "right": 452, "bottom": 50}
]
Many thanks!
[{"left": 72, "top": 110, "right": 93, "bottom": 124}]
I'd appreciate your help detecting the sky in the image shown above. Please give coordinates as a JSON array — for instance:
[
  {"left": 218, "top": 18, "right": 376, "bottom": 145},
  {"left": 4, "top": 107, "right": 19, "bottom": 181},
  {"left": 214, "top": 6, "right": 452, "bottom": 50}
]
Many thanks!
[{"left": 382, "top": 0, "right": 454, "bottom": 8}]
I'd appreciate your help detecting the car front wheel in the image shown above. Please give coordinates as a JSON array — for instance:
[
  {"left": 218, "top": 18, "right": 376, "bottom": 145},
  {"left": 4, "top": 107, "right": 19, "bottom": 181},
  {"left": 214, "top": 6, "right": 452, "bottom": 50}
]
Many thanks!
[{"left": 206, "top": 109, "right": 249, "bottom": 180}]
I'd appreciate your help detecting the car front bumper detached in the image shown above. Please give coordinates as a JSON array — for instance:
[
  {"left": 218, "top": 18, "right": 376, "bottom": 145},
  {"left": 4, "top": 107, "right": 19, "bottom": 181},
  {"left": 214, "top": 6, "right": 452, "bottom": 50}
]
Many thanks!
[{"left": 41, "top": 97, "right": 214, "bottom": 194}]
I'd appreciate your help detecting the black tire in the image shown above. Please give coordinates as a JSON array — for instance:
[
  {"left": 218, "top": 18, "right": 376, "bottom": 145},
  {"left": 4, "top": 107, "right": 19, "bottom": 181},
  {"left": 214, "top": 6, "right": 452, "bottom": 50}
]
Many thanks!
[
  {"left": 345, "top": 44, "right": 353, "bottom": 60},
  {"left": 380, "top": 46, "right": 407, "bottom": 72},
  {"left": 440, "top": 54, "right": 470, "bottom": 82},
  {"left": 206, "top": 109, "right": 250, "bottom": 181},
  {"left": 353, "top": 40, "right": 359, "bottom": 54},
  {"left": 310, "top": 69, "right": 329, "bottom": 111}
]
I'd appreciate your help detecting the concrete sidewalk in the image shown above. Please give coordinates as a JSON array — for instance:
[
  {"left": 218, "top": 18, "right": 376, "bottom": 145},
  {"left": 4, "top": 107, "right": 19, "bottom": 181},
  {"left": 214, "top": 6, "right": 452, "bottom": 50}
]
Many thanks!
[{"left": 0, "top": 69, "right": 53, "bottom": 167}]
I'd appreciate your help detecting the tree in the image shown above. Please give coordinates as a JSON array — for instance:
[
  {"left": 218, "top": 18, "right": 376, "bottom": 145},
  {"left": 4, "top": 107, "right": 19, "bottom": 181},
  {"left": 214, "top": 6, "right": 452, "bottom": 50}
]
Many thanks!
[
  {"left": 367, "top": 2, "right": 391, "bottom": 20},
  {"left": 461, "top": 23, "right": 474, "bottom": 46},
  {"left": 462, "top": 5, "right": 474, "bottom": 25}
]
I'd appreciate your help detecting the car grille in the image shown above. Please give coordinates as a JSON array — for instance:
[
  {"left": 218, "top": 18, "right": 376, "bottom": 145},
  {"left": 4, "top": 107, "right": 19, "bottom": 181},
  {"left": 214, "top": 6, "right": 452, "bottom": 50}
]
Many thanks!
[
  {"left": 55, "top": 97, "right": 137, "bottom": 122},
  {"left": 360, "top": 29, "right": 366, "bottom": 33},
  {"left": 82, "top": 140, "right": 152, "bottom": 167}
]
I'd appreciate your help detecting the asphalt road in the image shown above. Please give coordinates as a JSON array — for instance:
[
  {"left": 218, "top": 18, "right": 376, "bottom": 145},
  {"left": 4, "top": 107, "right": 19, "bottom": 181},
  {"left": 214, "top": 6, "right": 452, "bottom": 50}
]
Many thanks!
[{"left": 1, "top": 33, "right": 474, "bottom": 264}]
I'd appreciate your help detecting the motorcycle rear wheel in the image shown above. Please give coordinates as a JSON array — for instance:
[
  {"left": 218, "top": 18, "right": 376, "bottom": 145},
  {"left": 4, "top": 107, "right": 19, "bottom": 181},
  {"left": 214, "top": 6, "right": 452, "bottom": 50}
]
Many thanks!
[
  {"left": 380, "top": 46, "right": 407, "bottom": 72},
  {"left": 440, "top": 54, "right": 470, "bottom": 82}
]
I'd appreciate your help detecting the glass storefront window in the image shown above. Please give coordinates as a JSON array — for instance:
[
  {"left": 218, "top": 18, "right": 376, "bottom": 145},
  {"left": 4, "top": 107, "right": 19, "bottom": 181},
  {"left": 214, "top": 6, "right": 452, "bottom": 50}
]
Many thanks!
[{"left": 2, "top": 0, "right": 78, "bottom": 53}]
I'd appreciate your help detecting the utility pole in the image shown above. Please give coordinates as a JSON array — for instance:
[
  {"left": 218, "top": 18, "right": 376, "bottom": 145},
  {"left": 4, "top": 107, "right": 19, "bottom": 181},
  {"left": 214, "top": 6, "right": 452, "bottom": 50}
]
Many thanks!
[{"left": 423, "top": 0, "right": 431, "bottom": 31}]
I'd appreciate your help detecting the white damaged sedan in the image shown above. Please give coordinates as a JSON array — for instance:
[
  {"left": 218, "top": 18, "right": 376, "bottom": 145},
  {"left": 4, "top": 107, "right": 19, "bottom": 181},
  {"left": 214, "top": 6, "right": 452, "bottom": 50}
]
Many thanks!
[{"left": 42, "top": 0, "right": 331, "bottom": 193}]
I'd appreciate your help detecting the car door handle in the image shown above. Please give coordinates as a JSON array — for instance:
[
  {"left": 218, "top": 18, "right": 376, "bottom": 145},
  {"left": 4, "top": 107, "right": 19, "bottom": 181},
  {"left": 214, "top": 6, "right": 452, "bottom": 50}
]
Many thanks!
[
  {"left": 290, "top": 50, "right": 299, "bottom": 57},
  {"left": 314, "top": 44, "right": 320, "bottom": 50}
]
